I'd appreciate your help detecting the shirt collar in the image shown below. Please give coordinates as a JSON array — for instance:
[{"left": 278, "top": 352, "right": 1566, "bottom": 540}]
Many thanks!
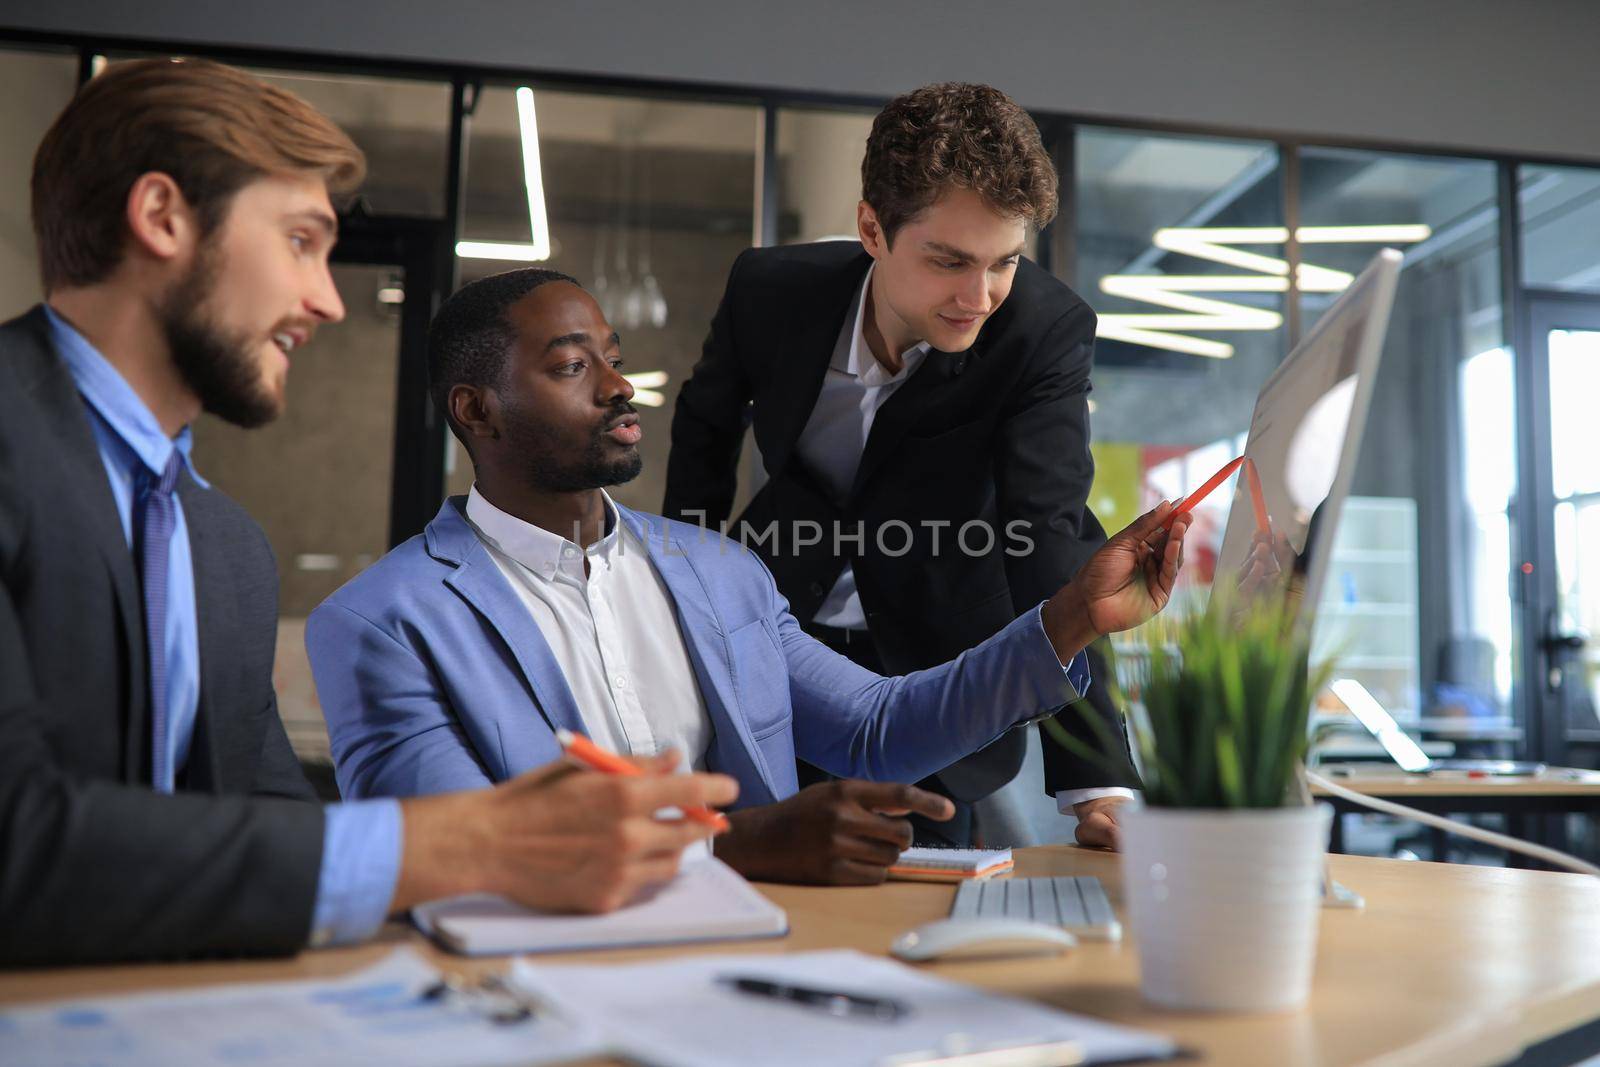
[
  {"left": 843, "top": 263, "right": 932, "bottom": 388},
  {"left": 44, "top": 304, "right": 208, "bottom": 489},
  {"left": 464, "top": 485, "right": 622, "bottom": 583}
]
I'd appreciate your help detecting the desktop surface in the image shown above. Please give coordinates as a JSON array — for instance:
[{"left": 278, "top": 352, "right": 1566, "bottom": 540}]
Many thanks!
[
  {"left": 1313, "top": 763, "right": 1600, "bottom": 796},
  {"left": 4, "top": 847, "right": 1598, "bottom": 1067}
]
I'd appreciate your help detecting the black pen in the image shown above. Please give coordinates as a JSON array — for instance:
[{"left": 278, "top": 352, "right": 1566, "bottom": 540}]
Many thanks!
[{"left": 715, "top": 974, "right": 911, "bottom": 1022}]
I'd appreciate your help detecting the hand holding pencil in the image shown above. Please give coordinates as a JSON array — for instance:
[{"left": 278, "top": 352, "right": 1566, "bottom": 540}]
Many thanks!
[
  {"left": 1039, "top": 501, "right": 1193, "bottom": 662},
  {"left": 557, "top": 728, "right": 731, "bottom": 832}
]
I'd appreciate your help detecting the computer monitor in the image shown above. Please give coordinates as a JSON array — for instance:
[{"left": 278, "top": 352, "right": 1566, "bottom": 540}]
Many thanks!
[{"left": 1210, "top": 249, "right": 1401, "bottom": 627}]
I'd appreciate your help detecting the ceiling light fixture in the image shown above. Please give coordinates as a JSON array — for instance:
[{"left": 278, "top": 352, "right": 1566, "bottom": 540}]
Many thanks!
[
  {"left": 624, "top": 370, "right": 669, "bottom": 408},
  {"left": 1097, "top": 224, "right": 1430, "bottom": 358},
  {"left": 456, "top": 86, "right": 552, "bottom": 262}
]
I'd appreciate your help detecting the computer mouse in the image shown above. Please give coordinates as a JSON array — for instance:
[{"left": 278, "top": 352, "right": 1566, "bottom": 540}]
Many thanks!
[{"left": 889, "top": 918, "right": 1078, "bottom": 962}]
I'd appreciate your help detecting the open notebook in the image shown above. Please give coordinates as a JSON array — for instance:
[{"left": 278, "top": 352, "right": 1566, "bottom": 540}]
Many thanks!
[
  {"left": 887, "top": 846, "right": 1014, "bottom": 882},
  {"left": 413, "top": 855, "right": 788, "bottom": 956},
  {"left": 511, "top": 948, "right": 1179, "bottom": 1067}
]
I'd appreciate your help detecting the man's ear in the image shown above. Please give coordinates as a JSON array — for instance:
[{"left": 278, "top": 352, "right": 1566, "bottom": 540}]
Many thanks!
[
  {"left": 449, "top": 383, "right": 500, "bottom": 446},
  {"left": 857, "top": 200, "right": 886, "bottom": 259},
  {"left": 124, "top": 172, "right": 197, "bottom": 266}
]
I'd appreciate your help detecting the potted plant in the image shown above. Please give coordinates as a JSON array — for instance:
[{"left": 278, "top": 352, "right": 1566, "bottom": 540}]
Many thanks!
[{"left": 1047, "top": 598, "right": 1335, "bottom": 1012}]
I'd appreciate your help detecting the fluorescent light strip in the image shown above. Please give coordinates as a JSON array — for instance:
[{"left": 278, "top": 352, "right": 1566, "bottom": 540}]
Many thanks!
[
  {"left": 456, "top": 86, "right": 552, "bottom": 262},
  {"left": 1297, "top": 225, "right": 1434, "bottom": 244},
  {"left": 1098, "top": 224, "right": 1431, "bottom": 357},
  {"left": 1095, "top": 322, "right": 1237, "bottom": 359},
  {"left": 624, "top": 371, "right": 670, "bottom": 407},
  {"left": 514, "top": 87, "right": 552, "bottom": 261}
]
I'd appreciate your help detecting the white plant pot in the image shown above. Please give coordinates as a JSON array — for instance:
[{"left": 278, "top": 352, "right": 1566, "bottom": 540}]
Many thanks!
[{"left": 1120, "top": 804, "right": 1332, "bottom": 1012}]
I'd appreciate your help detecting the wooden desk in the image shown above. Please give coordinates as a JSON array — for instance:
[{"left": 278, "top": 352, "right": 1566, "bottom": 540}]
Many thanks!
[
  {"left": 4, "top": 848, "right": 1599, "bottom": 1067},
  {"left": 1313, "top": 765, "right": 1600, "bottom": 799},
  {"left": 1311, "top": 765, "right": 1600, "bottom": 858}
]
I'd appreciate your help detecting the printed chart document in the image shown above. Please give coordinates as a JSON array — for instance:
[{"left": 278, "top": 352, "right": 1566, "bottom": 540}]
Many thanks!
[
  {"left": 511, "top": 948, "right": 1179, "bottom": 1067},
  {"left": 0, "top": 948, "right": 601, "bottom": 1067},
  {"left": 888, "top": 846, "right": 1014, "bottom": 882},
  {"left": 413, "top": 854, "right": 788, "bottom": 956}
]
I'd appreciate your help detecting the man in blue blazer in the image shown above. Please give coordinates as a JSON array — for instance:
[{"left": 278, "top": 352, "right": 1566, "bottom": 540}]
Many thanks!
[{"left": 307, "top": 269, "right": 1189, "bottom": 884}]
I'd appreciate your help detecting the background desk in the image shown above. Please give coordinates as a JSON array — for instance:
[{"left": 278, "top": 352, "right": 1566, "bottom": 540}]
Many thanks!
[
  {"left": 4, "top": 848, "right": 1599, "bottom": 1067},
  {"left": 1312, "top": 765, "right": 1600, "bottom": 860}
]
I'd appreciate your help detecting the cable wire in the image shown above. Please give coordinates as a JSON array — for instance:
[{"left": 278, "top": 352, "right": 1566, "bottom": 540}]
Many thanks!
[{"left": 1307, "top": 770, "right": 1600, "bottom": 877}]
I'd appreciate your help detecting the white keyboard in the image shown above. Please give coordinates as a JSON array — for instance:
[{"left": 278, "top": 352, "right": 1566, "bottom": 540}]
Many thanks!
[{"left": 950, "top": 876, "right": 1122, "bottom": 941}]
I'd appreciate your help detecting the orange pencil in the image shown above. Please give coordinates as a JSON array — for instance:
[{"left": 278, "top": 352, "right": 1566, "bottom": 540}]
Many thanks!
[
  {"left": 555, "top": 728, "right": 730, "bottom": 832},
  {"left": 1160, "top": 454, "right": 1271, "bottom": 537}
]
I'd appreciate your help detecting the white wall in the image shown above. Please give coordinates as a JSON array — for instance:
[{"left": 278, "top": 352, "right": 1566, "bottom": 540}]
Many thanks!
[{"left": 5, "top": 0, "right": 1599, "bottom": 163}]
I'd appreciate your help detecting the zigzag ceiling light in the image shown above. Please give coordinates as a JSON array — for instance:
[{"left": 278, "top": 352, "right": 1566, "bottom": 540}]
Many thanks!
[{"left": 1097, "top": 225, "right": 1431, "bottom": 358}]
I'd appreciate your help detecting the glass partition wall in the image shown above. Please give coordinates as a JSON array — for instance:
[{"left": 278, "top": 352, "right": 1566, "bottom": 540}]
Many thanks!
[
  {"left": 450, "top": 86, "right": 760, "bottom": 513},
  {"left": 1075, "top": 128, "right": 1285, "bottom": 618},
  {"left": 7, "top": 40, "right": 1595, "bottom": 853},
  {"left": 0, "top": 46, "right": 78, "bottom": 312}
]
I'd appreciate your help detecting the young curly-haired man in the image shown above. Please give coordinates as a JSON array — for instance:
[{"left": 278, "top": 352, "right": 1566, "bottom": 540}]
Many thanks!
[{"left": 664, "top": 83, "right": 1140, "bottom": 852}]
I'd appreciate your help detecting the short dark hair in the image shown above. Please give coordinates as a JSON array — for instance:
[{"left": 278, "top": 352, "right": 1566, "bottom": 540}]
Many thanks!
[
  {"left": 32, "top": 58, "right": 365, "bottom": 292},
  {"left": 428, "top": 267, "right": 580, "bottom": 447},
  {"left": 861, "top": 82, "right": 1057, "bottom": 244}
]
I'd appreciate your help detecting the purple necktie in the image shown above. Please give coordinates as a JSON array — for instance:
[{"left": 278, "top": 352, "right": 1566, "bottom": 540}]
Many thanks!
[{"left": 136, "top": 452, "right": 182, "bottom": 793}]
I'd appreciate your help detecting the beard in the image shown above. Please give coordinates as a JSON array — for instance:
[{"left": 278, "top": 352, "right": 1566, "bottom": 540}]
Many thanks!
[
  {"left": 501, "top": 395, "right": 643, "bottom": 493},
  {"left": 159, "top": 248, "right": 282, "bottom": 429}
]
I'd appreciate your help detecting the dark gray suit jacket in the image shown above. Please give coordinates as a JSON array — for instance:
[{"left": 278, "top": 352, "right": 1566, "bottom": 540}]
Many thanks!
[
  {"left": 664, "top": 243, "right": 1137, "bottom": 800},
  {"left": 0, "top": 306, "right": 325, "bottom": 966}
]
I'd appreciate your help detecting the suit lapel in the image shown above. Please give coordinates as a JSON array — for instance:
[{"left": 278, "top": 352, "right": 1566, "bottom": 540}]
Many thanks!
[
  {"left": 759, "top": 251, "right": 871, "bottom": 481},
  {"left": 849, "top": 344, "right": 972, "bottom": 501},
  {"left": 620, "top": 509, "right": 777, "bottom": 805},
  {"left": 428, "top": 503, "right": 589, "bottom": 740},
  {"left": 8, "top": 307, "right": 148, "bottom": 778}
]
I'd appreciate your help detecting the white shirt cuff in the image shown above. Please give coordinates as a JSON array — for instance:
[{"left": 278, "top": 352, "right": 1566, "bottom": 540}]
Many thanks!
[{"left": 1056, "top": 786, "right": 1138, "bottom": 813}]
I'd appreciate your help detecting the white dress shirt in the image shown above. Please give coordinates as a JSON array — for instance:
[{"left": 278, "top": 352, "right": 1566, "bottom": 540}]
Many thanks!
[
  {"left": 465, "top": 487, "right": 713, "bottom": 771},
  {"left": 788, "top": 267, "right": 1133, "bottom": 813},
  {"left": 794, "top": 263, "right": 931, "bottom": 629}
]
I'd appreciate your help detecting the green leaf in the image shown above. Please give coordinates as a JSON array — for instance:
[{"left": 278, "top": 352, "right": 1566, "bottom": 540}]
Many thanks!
[{"left": 1040, "top": 592, "right": 1334, "bottom": 810}]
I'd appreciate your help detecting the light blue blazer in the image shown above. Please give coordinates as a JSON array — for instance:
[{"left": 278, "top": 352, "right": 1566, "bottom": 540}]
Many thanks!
[{"left": 306, "top": 498, "right": 1088, "bottom": 809}]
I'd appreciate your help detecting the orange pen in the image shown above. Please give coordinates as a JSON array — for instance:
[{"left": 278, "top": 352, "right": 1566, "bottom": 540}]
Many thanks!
[{"left": 555, "top": 727, "right": 730, "bottom": 832}]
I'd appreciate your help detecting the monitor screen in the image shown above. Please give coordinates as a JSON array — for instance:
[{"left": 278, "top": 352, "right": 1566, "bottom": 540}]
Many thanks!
[{"left": 1209, "top": 250, "right": 1401, "bottom": 626}]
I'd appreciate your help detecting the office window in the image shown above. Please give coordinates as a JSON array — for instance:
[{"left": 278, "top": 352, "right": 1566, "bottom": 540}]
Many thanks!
[
  {"left": 774, "top": 107, "right": 875, "bottom": 244},
  {"left": 0, "top": 47, "right": 78, "bottom": 316},
  {"left": 1521, "top": 164, "right": 1600, "bottom": 295},
  {"left": 450, "top": 86, "right": 761, "bottom": 511},
  {"left": 1075, "top": 127, "right": 1285, "bottom": 613},
  {"left": 193, "top": 264, "right": 403, "bottom": 768},
  {"left": 246, "top": 69, "right": 453, "bottom": 218},
  {"left": 101, "top": 56, "right": 455, "bottom": 219},
  {"left": 1298, "top": 149, "right": 1507, "bottom": 734}
]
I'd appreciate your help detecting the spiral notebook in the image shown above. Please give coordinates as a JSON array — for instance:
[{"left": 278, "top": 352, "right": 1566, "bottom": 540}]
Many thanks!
[
  {"left": 886, "top": 846, "right": 1014, "bottom": 882},
  {"left": 412, "top": 856, "right": 788, "bottom": 956}
]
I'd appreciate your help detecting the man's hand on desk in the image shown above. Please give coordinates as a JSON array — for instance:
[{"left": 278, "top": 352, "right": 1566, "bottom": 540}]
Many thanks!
[
  {"left": 390, "top": 752, "right": 740, "bottom": 915},
  {"left": 1041, "top": 501, "right": 1191, "bottom": 662},
  {"left": 1072, "top": 794, "right": 1129, "bottom": 851},
  {"left": 713, "top": 780, "right": 954, "bottom": 885}
]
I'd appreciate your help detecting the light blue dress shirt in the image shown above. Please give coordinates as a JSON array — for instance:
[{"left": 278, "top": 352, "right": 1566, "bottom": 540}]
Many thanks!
[{"left": 46, "top": 306, "right": 402, "bottom": 947}]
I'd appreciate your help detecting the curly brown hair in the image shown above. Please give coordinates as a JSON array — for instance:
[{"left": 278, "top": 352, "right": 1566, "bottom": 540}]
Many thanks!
[{"left": 862, "top": 82, "right": 1057, "bottom": 245}]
